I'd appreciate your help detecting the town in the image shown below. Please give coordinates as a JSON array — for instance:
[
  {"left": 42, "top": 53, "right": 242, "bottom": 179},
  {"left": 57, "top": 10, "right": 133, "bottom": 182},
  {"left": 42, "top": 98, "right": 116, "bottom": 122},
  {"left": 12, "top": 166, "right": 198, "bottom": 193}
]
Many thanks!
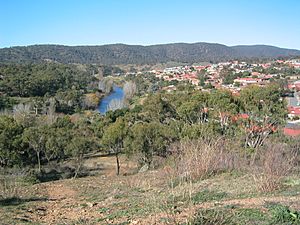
[{"left": 121, "top": 58, "right": 300, "bottom": 137}]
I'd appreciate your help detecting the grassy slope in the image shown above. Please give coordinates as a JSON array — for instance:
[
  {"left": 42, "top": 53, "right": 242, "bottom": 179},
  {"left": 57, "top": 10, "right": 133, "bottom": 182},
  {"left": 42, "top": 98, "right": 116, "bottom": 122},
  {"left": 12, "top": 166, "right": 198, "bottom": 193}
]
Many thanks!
[{"left": 0, "top": 155, "right": 299, "bottom": 225}]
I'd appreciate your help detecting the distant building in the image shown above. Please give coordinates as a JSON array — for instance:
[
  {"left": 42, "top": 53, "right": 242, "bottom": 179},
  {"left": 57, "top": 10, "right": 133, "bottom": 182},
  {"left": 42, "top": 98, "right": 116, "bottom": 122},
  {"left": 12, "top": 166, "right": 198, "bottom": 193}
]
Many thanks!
[
  {"left": 284, "top": 123, "right": 300, "bottom": 136},
  {"left": 234, "top": 77, "right": 262, "bottom": 85},
  {"left": 288, "top": 106, "right": 300, "bottom": 118}
]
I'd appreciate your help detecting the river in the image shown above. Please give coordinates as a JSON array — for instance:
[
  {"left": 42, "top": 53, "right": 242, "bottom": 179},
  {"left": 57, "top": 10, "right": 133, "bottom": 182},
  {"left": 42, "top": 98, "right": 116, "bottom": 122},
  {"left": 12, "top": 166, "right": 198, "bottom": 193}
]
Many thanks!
[{"left": 98, "top": 86, "right": 124, "bottom": 114}]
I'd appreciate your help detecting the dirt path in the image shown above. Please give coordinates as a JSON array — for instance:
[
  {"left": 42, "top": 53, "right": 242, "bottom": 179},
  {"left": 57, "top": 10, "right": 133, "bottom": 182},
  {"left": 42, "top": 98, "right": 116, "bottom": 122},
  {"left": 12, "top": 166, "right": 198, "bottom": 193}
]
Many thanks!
[
  {"left": 5, "top": 155, "right": 298, "bottom": 225},
  {"left": 23, "top": 181, "right": 83, "bottom": 224},
  {"left": 20, "top": 155, "right": 137, "bottom": 224}
]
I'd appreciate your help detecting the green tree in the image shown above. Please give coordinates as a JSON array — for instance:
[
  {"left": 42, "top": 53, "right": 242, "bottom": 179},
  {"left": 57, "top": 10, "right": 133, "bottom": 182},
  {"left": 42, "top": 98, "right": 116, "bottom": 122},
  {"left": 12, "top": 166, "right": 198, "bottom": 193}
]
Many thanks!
[
  {"left": 23, "top": 126, "right": 48, "bottom": 172},
  {"left": 101, "top": 118, "right": 128, "bottom": 175},
  {"left": 66, "top": 135, "right": 94, "bottom": 178},
  {"left": 45, "top": 127, "right": 71, "bottom": 162},
  {"left": 239, "top": 84, "right": 287, "bottom": 149},
  {"left": 142, "top": 94, "right": 177, "bottom": 123},
  {"left": 176, "top": 92, "right": 209, "bottom": 124},
  {"left": 125, "top": 122, "right": 175, "bottom": 167},
  {"left": 0, "top": 116, "right": 24, "bottom": 167},
  {"left": 209, "top": 89, "right": 239, "bottom": 133}
]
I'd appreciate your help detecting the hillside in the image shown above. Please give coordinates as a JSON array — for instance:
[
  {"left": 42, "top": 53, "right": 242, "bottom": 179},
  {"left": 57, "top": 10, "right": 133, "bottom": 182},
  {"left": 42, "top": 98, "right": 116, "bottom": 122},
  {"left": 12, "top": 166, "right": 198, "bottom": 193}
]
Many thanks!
[
  {"left": 1, "top": 155, "right": 300, "bottom": 224},
  {"left": 0, "top": 42, "right": 299, "bottom": 65}
]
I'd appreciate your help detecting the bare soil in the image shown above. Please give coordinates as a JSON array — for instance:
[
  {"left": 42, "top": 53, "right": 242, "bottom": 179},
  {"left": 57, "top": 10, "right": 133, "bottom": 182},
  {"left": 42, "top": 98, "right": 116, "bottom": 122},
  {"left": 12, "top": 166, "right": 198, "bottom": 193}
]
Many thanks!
[{"left": 0, "top": 155, "right": 299, "bottom": 225}]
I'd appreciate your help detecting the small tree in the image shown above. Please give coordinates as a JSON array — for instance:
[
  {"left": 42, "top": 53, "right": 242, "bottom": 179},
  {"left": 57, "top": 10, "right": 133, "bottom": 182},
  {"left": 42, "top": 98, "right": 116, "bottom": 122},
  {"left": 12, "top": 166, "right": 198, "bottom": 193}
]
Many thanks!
[
  {"left": 23, "top": 126, "right": 47, "bottom": 172},
  {"left": 45, "top": 127, "right": 70, "bottom": 163},
  {"left": 101, "top": 118, "right": 127, "bottom": 175},
  {"left": 142, "top": 94, "right": 177, "bottom": 123},
  {"left": 66, "top": 136, "right": 94, "bottom": 178},
  {"left": 125, "top": 122, "right": 175, "bottom": 167},
  {"left": 209, "top": 89, "right": 239, "bottom": 133}
]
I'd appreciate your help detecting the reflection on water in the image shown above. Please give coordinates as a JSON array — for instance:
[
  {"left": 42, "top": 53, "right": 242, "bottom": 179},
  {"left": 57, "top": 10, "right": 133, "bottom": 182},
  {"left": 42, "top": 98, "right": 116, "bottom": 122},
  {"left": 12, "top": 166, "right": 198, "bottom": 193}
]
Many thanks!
[{"left": 98, "top": 86, "right": 124, "bottom": 114}]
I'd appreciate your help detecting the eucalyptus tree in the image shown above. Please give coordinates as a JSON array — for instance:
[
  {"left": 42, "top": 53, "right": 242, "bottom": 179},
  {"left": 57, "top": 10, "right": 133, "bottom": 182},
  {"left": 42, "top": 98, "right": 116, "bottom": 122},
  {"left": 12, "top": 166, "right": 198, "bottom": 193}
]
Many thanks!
[
  {"left": 239, "top": 84, "right": 287, "bottom": 150},
  {"left": 0, "top": 116, "right": 24, "bottom": 167},
  {"left": 101, "top": 118, "right": 128, "bottom": 175},
  {"left": 22, "top": 126, "right": 48, "bottom": 172}
]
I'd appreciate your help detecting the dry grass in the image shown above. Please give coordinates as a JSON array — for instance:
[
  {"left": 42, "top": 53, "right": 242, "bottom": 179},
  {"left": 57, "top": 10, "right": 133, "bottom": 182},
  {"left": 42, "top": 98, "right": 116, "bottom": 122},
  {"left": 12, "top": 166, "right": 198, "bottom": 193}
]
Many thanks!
[
  {"left": 167, "top": 139, "right": 242, "bottom": 183},
  {"left": 253, "top": 142, "right": 298, "bottom": 192},
  {"left": 0, "top": 169, "right": 25, "bottom": 200}
]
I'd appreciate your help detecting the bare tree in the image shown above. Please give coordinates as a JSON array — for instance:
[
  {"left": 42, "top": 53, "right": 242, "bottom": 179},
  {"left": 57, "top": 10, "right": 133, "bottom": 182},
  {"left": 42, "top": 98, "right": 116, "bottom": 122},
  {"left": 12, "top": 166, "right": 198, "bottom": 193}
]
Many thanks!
[
  {"left": 98, "top": 78, "right": 113, "bottom": 94},
  {"left": 107, "top": 98, "right": 125, "bottom": 112},
  {"left": 123, "top": 81, "right": 137, "bottom": 100},
  {"left": 13, "top": 103, "right": 32, "bottom": 123},
  {"left": 98, "top": 79, "right": 106, "bottom": 93},
  {"left": 46, "top": 98, "right": 57, "bottom": 125},
  {"left": 105, "top": 79, "right": 113, "bottom": 94}
]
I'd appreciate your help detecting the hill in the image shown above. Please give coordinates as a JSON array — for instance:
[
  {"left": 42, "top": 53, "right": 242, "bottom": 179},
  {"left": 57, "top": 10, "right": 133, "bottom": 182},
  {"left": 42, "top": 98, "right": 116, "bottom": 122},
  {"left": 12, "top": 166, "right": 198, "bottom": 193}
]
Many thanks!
[
  {"left": 0, "top": 42, "right": 300, "bottom": 65},
  {"left": 1, "top": 154, "right": 299, "bottom": 224}
]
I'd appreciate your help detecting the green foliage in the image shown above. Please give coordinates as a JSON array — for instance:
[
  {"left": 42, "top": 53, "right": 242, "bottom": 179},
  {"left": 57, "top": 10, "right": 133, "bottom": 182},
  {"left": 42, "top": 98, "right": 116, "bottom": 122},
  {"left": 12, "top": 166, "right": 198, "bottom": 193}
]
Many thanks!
[
  {"left": 180, "top": 122, "right": 222, "bottom": 140},
  {"left": 1, "top": 44, "right": 299, "bottom": 64},
  {"left": 125, "top": 122, "right": 176, "bottom": 165},
  {"left": 192, "top": 190, "right": 228, "bottom": 204},
  {"left": 22, "top": 126, "right": 48, "bottom": 171},
  {"left": 45, "top": 127, "right": 71, "bottom": 162},
  {"left": 66, "top": 136, "right": 94, "bottom": 159},
  {"left": 141, "top": 94, "right": 177, "bottom": 123},
  {"left": 267, "top": 203, "right": 300, "bottom": 224},
  {"left": 0, "top": 116, "right": 24, "bottom": 167},
  {"left": 101, "top": 118, "right": 128, "bottom": 154},
  {"left": 176, "top": 92, "right": 209, "bottom": 124},
  {"left": 223, "top": 71, "right": 249, "bottom": 85},
  {"left": 239, "top": 84, "right": 286, "bottom": 121},
  {"left": 0, "top": 63, "right": 95, "bottom": 97},
  {"left": 209, "top": 89, "right": 239, "bottom": 115},
  {"left": 0, "top": 95, "right": 17, "bottom": 110}
]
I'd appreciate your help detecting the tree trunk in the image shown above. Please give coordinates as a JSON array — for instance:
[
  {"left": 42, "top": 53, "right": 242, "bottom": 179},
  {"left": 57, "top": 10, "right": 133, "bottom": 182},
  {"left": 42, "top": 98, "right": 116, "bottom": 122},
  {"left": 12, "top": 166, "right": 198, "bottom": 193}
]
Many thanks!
[
  {"left": 73, "top": 155, "right": 83, "bottom": 179},
  {"left": 116, "top": 153, "right": 120, "bottom": 176},
  {"left": 73, "top": 162, "right": 81, "bottom": 179},
  {"left": 37, "top": 151, "right": 41, "bottom": 173}
]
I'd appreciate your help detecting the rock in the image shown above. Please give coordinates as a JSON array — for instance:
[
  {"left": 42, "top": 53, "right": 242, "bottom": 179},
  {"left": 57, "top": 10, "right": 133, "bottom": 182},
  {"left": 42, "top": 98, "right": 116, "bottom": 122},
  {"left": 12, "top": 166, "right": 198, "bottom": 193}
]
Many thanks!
[
  {"left": 87, "top": 202, "right": 97, "bottom": 207},
  {"left": 138, "top": 164, "right": 149, "bottom": 173}
]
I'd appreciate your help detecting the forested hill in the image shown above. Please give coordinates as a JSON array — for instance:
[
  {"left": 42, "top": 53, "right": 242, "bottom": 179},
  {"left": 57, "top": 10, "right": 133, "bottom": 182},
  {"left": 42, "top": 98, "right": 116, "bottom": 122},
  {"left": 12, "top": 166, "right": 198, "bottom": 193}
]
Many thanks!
[{"left": 0, "top": 42, "right": 300, "bottom": 65}]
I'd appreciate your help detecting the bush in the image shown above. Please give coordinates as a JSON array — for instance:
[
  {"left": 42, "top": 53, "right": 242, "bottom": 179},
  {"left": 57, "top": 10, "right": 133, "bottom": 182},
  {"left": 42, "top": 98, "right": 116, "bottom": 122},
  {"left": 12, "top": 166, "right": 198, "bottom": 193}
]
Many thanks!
[
  {"left": 0, "top": 168, "right": 24, "bottom": 200},
  {"left": 253, "top": 142, "right": 298, "bottom": 192},
  {"left": 168, "top": 139, "right": 242, "bottom": 182}
]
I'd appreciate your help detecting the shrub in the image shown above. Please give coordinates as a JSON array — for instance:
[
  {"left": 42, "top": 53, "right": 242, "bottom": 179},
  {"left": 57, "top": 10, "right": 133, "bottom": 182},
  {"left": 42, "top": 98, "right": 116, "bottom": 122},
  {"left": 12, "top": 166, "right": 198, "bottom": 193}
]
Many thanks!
[
  {"left": 168, "top": 139, "right": 241, "bottom": 182},
  {"left": 0, "top": 168, "right": 24, "bottom": 200},
  {"left": 253, "top": 142, "right": 298, "bottom": 192}
]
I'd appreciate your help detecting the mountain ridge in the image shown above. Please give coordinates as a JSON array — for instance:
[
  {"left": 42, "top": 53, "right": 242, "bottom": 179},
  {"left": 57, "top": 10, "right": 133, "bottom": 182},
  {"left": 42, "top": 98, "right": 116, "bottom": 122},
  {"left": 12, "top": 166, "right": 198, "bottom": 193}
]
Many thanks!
[{"left": 0, "top": 42, "right": 299, "bottom": 65}]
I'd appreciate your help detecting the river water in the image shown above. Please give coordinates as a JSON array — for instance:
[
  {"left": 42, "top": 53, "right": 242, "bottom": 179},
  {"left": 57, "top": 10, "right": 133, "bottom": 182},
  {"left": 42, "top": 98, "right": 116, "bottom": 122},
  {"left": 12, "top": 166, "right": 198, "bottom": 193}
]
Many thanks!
[{"left": 98, "top": 86, "right": 124, "bottom": 114}]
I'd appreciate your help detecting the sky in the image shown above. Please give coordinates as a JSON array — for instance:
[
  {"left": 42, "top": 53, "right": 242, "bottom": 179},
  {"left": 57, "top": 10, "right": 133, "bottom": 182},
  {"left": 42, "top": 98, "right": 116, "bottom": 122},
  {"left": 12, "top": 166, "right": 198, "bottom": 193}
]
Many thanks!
[{"left": 1, "top": 0, "right": 300, "bottom": 49}]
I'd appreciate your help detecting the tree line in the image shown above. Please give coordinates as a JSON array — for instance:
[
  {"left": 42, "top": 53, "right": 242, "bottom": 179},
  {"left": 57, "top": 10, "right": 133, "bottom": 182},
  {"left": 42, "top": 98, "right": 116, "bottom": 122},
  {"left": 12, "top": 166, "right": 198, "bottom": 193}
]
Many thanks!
[{"left": 0, "top": 83, "right": 289, "bottom": 177}]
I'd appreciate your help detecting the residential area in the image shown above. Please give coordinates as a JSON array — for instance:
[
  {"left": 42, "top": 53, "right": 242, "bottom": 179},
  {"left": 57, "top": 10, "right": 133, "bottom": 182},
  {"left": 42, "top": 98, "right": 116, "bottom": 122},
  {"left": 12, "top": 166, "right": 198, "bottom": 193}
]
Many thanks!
[{"left": 125, "top": 58, "right": 300, "bottom": 137}]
